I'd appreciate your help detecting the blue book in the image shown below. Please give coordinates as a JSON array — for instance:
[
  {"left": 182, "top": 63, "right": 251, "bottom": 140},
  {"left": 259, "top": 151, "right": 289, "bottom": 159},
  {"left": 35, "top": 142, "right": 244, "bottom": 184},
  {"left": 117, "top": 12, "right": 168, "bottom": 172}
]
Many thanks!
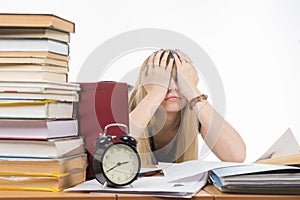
[{"left": 209, "top": 164, "right": 300, "bottom": 194}]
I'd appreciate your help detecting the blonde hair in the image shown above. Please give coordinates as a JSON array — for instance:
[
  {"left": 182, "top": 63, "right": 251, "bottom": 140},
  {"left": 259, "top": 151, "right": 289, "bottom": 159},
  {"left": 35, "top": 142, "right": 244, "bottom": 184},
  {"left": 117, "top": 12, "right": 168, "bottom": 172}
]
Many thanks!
[{"left": 129, "top": 51, "right": 199, "bottom": 166}]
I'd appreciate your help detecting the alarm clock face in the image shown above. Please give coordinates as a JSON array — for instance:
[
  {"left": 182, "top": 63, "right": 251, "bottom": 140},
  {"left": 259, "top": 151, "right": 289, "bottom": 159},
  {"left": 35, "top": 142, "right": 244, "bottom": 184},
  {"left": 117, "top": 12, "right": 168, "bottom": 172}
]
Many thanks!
[{"left": 94, "top": 142, "right": 141, "bottom": 186}]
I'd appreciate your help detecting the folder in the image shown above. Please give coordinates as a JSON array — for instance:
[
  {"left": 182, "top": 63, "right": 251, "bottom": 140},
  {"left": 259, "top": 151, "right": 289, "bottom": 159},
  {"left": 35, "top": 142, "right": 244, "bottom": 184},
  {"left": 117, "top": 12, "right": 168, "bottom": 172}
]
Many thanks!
[{"left": 77, "top": 81, "right": 129, "bottom": 179}]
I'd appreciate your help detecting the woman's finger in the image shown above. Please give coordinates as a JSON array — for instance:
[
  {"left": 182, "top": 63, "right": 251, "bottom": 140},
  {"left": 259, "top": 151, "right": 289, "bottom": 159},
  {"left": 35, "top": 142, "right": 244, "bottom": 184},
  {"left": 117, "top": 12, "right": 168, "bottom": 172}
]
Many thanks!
[
  {"left": 172, "top": 52, "right": 182, "bottom": 68},
  {"left": 153, "top": 50, "right": 164, "bottom": 67},
  {"left": 160, "top": 51, "right": 170, "bottom": 68},
  {"left": 147, "top": 52, "right": 155, "bottom": 67},
  {"left": 166, "top": 53, "right": 174, "bottom": 71},
  {"left": 175, "top": 49, "right": 192, "bottom": 63}
]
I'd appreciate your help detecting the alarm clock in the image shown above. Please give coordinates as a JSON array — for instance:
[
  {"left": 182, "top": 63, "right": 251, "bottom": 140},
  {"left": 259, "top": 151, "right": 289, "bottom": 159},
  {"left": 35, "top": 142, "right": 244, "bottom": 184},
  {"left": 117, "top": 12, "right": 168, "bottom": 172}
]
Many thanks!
[{"left": 92, "top": 123, "right": 141, "bottom": 187}]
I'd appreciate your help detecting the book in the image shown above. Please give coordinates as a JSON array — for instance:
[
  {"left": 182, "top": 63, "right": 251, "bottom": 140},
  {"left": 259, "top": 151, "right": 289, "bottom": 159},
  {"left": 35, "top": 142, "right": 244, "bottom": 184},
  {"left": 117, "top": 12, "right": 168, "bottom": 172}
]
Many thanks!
[
  {"left": 0, "top": 154, "right": 87, "bottom": 176},
  {"left": 0, "top": 57, "right": 68, "bottom": 67},
  {"left": 0, "top": 137, "right": 84, "bottom": 158},
  {"left": 0, "top": 70, "right": 67, "bottom": 82},
  {"left": 0, "top": 51, "right": 69, "bottom": 61},
  {"left": 0, "top": 99, "right": 74, "bottom": 119},
  {"left": 209, "top": 164, "right": 300, "bottom": 194},
  {"left": 0, "top": 81, "right": 79, "bottom": 101},
  {"left": 0, "top": 13, "right": 75, "bottom": 33},
  {"left": 0, "top": 169, "right": 85, "bottom": 192},
  {"left": 256, "top": 153, "right": 300, "bottom": 166},
  {"left": 0, "top": 91, "right": 78, "bottom": 102},
  {"left": 0, "top": 80, "right": 79, "bottom": 90},
  {"left": 0, "top": 28, "right": 70, "bottom": 43},
  {"left": 0, "top": 39, "right": 69, "bottom": 56},
  {"left": 0, "top": 64, "right": 68, "bottom": 74},
  {"left": 77, "top": 81, "right": 129, "bottom": 179},
  {"left": 255, "top": 128, "right": 300, "bottom": 166},
  {"left": 0, "top": 119, "right": 78, "bottom": 140}
]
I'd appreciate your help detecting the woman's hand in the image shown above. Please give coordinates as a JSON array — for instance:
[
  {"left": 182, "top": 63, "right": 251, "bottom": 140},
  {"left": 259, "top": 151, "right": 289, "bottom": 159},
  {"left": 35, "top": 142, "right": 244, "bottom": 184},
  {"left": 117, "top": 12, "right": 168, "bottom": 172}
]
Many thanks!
[
  {"left": 173, "top": 50, "right": 201, "bottom": 101},
  {"left": 141, "top": 50, "right": 174, "bottom": 100}
]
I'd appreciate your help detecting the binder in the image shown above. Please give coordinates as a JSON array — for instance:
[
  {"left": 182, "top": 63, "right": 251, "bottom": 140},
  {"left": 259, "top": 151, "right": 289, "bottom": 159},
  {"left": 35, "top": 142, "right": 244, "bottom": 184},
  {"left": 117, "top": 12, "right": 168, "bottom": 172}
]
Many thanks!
[{"left": 77, "top": 81, "right": 129, "bottom": 179}]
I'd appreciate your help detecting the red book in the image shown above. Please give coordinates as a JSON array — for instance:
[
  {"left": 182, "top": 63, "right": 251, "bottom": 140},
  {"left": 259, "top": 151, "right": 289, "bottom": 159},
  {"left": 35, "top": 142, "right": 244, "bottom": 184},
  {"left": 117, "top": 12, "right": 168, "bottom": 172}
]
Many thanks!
[{"left": 77, "top": 81, "right": 129, "bottom": 179}]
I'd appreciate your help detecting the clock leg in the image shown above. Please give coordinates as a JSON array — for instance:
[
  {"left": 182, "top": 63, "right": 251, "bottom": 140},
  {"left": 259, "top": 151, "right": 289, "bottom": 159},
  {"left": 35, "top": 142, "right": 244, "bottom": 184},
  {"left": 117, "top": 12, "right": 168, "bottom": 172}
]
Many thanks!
[{"left": 103, "top": 181, "right": 108, "bottom": 189}]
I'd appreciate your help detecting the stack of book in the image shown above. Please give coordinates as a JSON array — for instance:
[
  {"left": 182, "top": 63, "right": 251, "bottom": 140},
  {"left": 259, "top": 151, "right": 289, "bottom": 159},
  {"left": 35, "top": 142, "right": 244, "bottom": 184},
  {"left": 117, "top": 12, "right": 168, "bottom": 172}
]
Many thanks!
[{"left": 0, "top": 13, "right": 86, "bottom": 192}]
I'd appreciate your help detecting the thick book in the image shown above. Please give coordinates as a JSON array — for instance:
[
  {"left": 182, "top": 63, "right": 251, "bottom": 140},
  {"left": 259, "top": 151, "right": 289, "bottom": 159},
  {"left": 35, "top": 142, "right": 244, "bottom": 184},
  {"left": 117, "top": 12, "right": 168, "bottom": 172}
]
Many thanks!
[
  {"left": 0, "top": 99, "right": 74, "bottom": 119},
  {"left": 0, "top": 13, "right": 75, "bottom": 33},
  {"left": 0, "top": 90, "right": 78, "bottom": 102},
  {"left": 0, "top": 169, "right": 85, "bottom": 192},
  {"left": 256, "top": 153, "right": 300, "bottom": 166},
  {"left": 255, "top": 128, "right": 300, "bottom": 166},
  {"left": 0, "top": 70, "right": 67, "bottom": 82},
  {"left": 0, "top": 64, "right": 68, "bottom": 74},
  {"left": 0, "top": 80, "right": 79, "bottom": 102},
  {"left": 209, "top": 164, "right": 300, "bottom": 194},
  {"left": 0, "top": 153, "right": 87, "bottom": 176},
  {"left": 0, "top": 28, "right": 70, "bottom": 43},
  {"left": 0, "top": 80, "right": 80, "bottom": 94},
  {"left": 0, "top": 119, "right": 78, "bottom": 140},
  {"left": 0, "top": 57, "right": 68, "bottom": 67},
  {"left": 0, "top": 39, "right": 69, "bottom": 56},
  {"left": 0, "top": 51, "right": 69, "bottom": 61},
  {"left": 0, "top": 137, "right": 84, "bottom": 158}
]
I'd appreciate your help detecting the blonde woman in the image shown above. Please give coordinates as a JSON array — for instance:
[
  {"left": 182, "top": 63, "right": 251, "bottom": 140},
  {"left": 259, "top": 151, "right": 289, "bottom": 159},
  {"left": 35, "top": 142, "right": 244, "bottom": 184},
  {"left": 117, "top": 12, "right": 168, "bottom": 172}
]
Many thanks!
[{"left": 129, "top": 49, "right": 246, "bottom": 166}]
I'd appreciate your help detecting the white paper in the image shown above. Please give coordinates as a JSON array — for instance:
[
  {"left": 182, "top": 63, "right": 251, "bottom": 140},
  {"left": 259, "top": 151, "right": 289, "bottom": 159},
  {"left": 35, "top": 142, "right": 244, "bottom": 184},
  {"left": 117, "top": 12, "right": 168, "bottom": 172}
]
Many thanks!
[
  {"left": 159, "top": 160, "right": 243, "bottom": 182},
  {"left": 256, "top": 128, "right": 300, "bottom": 161},
  {"left": 212, "top": 164, "right": 300, "bottom": 177},
  {"left": 65, "top": 176, "right": 207, "bottom": 198}
]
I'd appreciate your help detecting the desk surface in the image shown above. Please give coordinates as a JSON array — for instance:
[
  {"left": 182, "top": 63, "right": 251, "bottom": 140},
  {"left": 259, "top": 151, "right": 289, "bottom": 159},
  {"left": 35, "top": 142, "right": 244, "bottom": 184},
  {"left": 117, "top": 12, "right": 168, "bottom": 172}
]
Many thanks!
[
  {"left": 0, "top": 189, "right": 212, "bottom": 200},
  {"left": 1, "top": 186, "right": 300, "bottom": 200}
]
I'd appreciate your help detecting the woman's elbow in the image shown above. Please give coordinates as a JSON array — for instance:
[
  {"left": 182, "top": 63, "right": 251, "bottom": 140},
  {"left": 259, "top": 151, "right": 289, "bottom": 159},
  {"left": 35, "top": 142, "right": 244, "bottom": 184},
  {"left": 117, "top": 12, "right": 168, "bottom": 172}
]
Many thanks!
[{"left": 229, "top": 143, "right": 247, "bottom": 163}]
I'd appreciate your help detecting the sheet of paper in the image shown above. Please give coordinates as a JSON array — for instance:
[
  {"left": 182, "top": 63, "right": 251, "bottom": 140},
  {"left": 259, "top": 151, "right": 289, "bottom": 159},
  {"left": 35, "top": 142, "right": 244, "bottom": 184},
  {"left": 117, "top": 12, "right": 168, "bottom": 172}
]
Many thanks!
[
  {"left": 256, "top": 128, "right": 300, "bottom": 161},
  {"left": 212, "top": 164, "right": 300, "bottom": 177},
  {"left": 65, "top": 176, "right": 207, "bottom": 198},
  {"left": 158, "top": 160, "right": 243, "bottom": 182}
]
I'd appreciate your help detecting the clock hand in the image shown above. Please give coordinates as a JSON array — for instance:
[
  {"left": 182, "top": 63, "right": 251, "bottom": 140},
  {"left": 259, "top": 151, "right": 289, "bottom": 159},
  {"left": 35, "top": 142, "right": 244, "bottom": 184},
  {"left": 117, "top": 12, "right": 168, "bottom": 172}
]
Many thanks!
[
  {"left": 106, "top": 162, "right": 121, "bottom": 173},
  {"left": 106, "top": 161, "right": 130, "bottom": 173},
  {"left": 119, "top": 161, "right": 129, "bottom": 165}
]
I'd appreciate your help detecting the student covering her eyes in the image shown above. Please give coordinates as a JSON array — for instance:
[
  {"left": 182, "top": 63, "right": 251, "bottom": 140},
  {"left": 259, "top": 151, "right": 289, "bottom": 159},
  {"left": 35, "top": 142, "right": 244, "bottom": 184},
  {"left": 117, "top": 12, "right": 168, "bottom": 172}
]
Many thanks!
[{"left": 128, "top": 49, "right": 246, "bottom": 166}]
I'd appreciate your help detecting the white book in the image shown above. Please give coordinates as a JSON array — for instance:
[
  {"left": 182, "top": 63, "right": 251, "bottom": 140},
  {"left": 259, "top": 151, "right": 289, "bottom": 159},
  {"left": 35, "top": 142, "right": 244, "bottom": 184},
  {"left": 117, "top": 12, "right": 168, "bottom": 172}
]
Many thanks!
[
  {"left": 0, "top": 64, "right": 68, "bottom": 74},
  {"left": 0, "top": 57, "right": 68, "bottom": 67},
  {"left": 0, "top": 99, "right": 74, "bottom": 119},
  {"left": 0, "top": 39, "right": 69, "bottom": 56},
  {"left": 0, "top": 119, "right": 78, "bottom": 140},
  {"left": 0, "top": 137, "right": 85, "bottom": 158},
  {"left": 0, "top": 70, "right": 67, "bottom": 82},
  {"left": 0, "top": 92, "right": 79, "bottom": 102},
  {"left": 0, "top": 81, "right": 79, "bottom": 102},
  {"left": 0, "top": 80, "right": 80, "bottom": 91}
]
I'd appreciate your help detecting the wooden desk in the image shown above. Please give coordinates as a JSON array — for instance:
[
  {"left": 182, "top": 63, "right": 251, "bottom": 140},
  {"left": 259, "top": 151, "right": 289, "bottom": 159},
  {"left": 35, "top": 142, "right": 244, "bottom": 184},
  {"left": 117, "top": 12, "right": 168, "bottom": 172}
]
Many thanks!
[
  {"left": 0, "top": 190, "right": 116, "bottom": 200},
  {"left": 204, "top": 185, "right": 300, "bottom": 200},
  {"left": 117, "top": 189, "right": 213, "bottom": 200},
  {"left": 1, "top": 186, "right": 300, "bottom": 200},
  {"left": 0, "top": 190, "right": 213, "bottom": 200}
]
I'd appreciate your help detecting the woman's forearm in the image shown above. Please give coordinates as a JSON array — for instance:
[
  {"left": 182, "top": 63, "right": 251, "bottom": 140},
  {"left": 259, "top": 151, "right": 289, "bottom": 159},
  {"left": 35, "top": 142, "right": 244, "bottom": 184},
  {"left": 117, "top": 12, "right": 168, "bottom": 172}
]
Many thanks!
[
  {"left": 195, "top": 101, "right": 246, "bottom": 162},
  {"left": 129, "top": 93, "right": 164, "bottom": 138}
]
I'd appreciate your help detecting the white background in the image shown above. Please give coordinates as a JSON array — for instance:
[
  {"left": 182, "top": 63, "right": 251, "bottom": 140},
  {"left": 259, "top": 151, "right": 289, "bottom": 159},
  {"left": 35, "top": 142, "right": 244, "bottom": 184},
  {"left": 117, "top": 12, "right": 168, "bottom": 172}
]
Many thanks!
[{"left": 2, "top": 0, "right": 300, "bottom": 162}]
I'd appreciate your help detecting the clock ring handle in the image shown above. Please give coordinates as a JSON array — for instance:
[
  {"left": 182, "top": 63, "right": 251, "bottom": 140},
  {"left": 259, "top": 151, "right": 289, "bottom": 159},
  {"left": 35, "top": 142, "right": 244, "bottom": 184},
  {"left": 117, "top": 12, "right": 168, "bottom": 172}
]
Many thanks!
[{"left": 104, "top": 123, "right": 129, "bottom": 136}]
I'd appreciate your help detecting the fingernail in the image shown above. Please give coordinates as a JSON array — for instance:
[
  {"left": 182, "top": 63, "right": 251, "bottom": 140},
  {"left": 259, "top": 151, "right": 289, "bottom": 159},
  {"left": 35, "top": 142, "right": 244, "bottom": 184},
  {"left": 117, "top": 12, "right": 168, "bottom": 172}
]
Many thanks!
[{"left": 170, "top": 51, "right": 174, "bottom": 58}]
